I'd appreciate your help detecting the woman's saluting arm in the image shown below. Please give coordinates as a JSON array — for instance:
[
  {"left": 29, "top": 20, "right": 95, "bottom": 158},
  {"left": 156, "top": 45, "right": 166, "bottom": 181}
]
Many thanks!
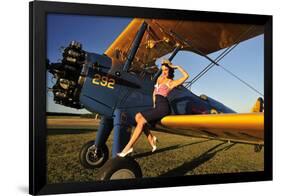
[{"left": 169, "top": 65, "right": 189, "bottom": 89}]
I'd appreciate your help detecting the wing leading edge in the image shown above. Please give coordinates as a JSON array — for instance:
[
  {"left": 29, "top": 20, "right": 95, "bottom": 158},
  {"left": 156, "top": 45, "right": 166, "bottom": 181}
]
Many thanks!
[{"left": 159, "top": 113, "right": 264, "bottom": 144}]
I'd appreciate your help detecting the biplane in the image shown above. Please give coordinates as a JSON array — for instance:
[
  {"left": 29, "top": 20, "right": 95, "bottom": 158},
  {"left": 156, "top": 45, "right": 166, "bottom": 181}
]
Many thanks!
[{"left": 47, "top": 18, "right": 264, "bottom": 180}]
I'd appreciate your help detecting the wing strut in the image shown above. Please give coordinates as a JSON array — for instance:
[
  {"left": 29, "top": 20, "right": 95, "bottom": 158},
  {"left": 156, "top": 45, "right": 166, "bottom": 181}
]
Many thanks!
[{"left": 123, "top": 21, "right": 148, "bottom": 72}]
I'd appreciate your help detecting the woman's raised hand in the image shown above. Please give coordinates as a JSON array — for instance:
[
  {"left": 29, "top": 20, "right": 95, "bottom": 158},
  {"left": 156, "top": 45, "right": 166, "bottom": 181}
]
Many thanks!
[{"left": 169, "top": 64, "right": 179, "bottom": 69}]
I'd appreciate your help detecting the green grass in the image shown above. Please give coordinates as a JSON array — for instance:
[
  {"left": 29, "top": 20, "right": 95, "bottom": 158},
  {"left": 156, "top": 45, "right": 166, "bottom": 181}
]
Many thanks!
[{"left": 47, "top": 129, "right": 264, "bottom": 184}]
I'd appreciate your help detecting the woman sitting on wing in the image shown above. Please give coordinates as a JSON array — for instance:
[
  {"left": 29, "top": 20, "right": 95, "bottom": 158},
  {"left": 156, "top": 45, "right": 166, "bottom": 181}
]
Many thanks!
[{"left": 117, "top": 59, "right": 189, "bottom": 157}]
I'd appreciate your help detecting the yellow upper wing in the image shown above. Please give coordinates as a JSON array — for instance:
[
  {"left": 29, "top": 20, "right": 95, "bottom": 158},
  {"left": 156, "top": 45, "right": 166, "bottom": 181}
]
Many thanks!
[
  {"left": 105, "top": 18, "right": 264, "bottom": 72},
  {"left": 158, "top": 113, "right": 264, "bottom": 144}
]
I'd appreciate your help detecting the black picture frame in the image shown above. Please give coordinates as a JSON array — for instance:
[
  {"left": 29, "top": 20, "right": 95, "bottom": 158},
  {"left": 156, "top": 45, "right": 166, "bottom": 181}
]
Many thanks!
[{"left": 29, "top": 1, "right": 272, "bottom": 195}]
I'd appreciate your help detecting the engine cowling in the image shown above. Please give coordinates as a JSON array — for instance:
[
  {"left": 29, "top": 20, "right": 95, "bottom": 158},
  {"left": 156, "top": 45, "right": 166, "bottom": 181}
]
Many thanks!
[{"left": 48, "top": 41, "right": 86, "bottom": 109}]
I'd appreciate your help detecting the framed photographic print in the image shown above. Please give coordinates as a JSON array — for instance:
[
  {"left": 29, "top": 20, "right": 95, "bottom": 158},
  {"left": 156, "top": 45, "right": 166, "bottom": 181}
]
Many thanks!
[{"left": 29, "top": 1, "right": 272, "bottom": 195}]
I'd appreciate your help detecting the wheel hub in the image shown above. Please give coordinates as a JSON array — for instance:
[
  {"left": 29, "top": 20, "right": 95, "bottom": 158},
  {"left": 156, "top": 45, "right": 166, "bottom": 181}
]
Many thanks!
[
  {"left": 86, "top": 146, "right": 104, "bottom": 165},
  {"left": 110, "top": 169, "right": 136, "bottom": 180}
]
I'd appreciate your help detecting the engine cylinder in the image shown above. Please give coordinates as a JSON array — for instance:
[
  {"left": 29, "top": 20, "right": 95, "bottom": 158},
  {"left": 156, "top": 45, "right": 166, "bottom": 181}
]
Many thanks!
[{"left": 48, "top": 41, "right": 86, "bottom": 109}]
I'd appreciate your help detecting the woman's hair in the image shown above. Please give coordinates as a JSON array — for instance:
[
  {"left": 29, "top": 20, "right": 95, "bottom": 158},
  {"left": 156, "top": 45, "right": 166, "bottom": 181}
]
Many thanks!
[{"left": 161, "top": 63, "right": 174, "bottom": 79}]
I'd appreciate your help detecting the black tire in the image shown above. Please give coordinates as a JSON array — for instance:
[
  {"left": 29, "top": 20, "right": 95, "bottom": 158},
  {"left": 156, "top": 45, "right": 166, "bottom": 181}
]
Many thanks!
[
  {"left": 96, "top": 157, "right": 142, "bottom": 180},
  {"left": 79, "top": 140, "right": 109, "bottom": 169},
  {"left": 254, "top": 144, "right": 263, "bottom": 152}
]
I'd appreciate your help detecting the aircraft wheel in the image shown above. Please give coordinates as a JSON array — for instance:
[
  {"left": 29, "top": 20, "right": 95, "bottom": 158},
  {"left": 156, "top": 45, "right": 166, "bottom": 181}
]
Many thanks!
[
  {"left": 79, "top": 140, "right": 109, "bottom": 169},
  {"left": 254, "top": 144, "right": 263, "bottom": 152},
  {"left": 210, "top": 109, "right": 218, "bottom": 114},
  {"left": 96, "top": 157, "right": 142, "bottom": 180}
]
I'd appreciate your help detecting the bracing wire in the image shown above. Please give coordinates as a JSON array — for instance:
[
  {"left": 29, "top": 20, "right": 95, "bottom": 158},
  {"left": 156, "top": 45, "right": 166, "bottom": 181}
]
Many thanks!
[
  {"left": 219, "top": 65, "right": 264, "bottom": 97},
  {"left": 181, "top": 26, "right": 263, "bottom": 97},
  {"left": 185, "top": 25, "right": 256, "bottom": 88},
  {"left": 185, "top": 43, "right": 239, "bottom": 88}
]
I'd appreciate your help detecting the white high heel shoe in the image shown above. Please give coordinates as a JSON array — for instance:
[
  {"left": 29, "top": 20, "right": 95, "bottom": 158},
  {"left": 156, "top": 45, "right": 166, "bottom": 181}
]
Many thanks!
[
  {"left": 117, "top": 148, "right": 133, "bottom": 157},
  {"left": 151, "top": 136, "right": 158, "bottom": 152}
]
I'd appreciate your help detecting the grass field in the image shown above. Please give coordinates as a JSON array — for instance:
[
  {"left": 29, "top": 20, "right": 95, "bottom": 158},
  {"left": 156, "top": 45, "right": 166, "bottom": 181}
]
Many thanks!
[{"left": 47, "top": 127, "right": 264, "bottom": 184}]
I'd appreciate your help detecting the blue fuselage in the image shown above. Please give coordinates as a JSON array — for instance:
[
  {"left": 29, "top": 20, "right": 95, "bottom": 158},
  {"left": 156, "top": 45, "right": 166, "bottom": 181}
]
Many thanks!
[{"left": 79, "top": 52, "right": 235, "bottom": 127}]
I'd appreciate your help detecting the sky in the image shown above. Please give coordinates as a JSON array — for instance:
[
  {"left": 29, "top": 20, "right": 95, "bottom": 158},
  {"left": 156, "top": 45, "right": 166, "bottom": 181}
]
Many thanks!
[{"left": 47, "top": 13, "right": 264, "bottom": 114}]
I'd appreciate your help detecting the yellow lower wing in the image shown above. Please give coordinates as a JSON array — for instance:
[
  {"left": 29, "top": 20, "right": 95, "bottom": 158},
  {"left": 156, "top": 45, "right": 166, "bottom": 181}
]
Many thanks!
[{"left": 160, "top": 113, "right": 264, "bottom": 144}]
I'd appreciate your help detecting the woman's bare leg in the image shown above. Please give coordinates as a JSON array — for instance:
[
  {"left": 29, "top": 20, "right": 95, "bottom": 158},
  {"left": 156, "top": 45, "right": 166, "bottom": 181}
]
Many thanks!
[
  {"left": 143, "top": 125, "right": 154, "bottom": 147},
  {"left": 120, "top": 113, "right": 147, "bottom": 153}
]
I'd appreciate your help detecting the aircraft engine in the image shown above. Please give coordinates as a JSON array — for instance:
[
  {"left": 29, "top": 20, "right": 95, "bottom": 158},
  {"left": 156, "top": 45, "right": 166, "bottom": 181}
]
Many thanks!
[{"left": 47, "top": 41, "right": 86, "bottom": 109}]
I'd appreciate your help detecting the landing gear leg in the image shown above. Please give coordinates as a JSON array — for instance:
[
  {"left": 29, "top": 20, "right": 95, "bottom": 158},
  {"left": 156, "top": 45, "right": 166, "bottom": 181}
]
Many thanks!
[
  {"left": 94, "top": 116, "right": 113, "bottom": 148},
  {"left": 112, "top": 109, "right": 131, "bottom": 157}
]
